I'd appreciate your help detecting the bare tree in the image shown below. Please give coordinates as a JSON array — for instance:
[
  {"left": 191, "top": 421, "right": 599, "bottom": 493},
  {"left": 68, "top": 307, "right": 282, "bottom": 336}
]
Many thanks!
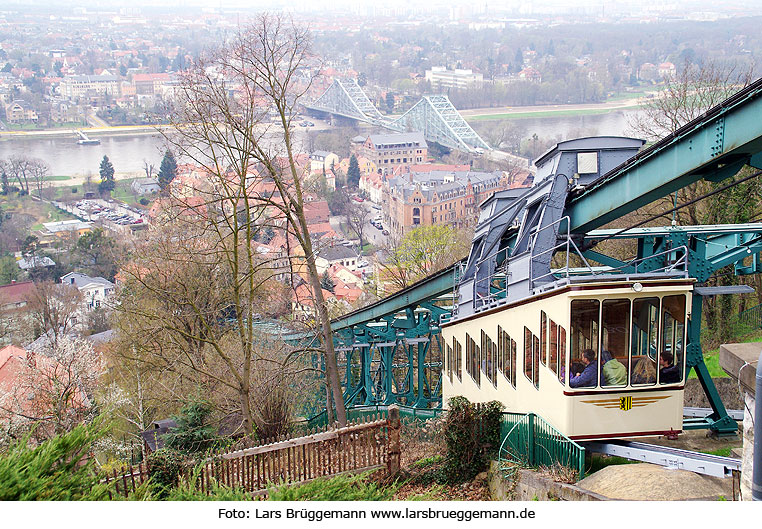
[
  {"left": 346, "top": 199, "right": 371, "bottom": 253},
  {"left": 3, "top": 156, "right": 34, "bottom": 195},
  {"left": 0, "top": 337, "right": 102, "bottom": 445},
  {"left": 142, "top": 159, "right": 155, "bottom": 179},
  {"left": 28, "top": 158, "right": 50, "bottom": 199},
  {"left": 476, "top": 120, "right": 525, "bottom": 153},
  {"left": 25, "top": 281, "right": 83, "bottom": 346},
  {"left": 629, "top": 60, "right": 754, "bottom": 142},
  {"left": 159, "top": 14, "right": 347, "bottom": 426}
]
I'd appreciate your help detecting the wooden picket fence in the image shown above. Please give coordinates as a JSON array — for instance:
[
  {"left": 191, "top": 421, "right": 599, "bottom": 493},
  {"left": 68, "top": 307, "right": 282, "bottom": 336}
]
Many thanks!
[{"left": 103, "top": 407, "right": 401, "bottom": 498}]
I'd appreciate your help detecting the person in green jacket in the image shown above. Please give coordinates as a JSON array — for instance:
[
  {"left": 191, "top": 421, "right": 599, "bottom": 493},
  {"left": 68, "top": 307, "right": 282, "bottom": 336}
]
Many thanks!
[{"left": 601, "top": 350, "right": 627, "bottom": 386}]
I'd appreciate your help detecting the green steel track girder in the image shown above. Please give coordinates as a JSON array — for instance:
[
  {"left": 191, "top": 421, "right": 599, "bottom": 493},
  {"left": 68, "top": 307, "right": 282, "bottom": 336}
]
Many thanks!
[
  {"left": 331, "top": 263, "right": 459, "bottom": 332},
  {"left": 568, "top": 79, "right": 762, "bottom": 234}
]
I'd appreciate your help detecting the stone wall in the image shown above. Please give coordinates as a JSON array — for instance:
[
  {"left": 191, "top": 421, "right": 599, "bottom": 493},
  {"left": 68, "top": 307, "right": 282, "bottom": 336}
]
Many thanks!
[
  {"left": 487, "top": 461, "right": 608, "bottom": 501},
  {"left": 683, "top": 378, "right": 743, "bottom": 410}
]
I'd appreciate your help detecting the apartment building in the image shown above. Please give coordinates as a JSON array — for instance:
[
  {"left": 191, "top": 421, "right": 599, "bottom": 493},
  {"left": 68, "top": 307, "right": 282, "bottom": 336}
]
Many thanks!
[
  {"left": 383, "top": 169, "right": 527, "bottom": 236},
  {"left": 59, "top": 74, "right": 121, "bottom": 100},
  {"left": 357, "top": 132, "right": 428, "bottom": 176},
  {"left": 424, "top": 66, "right": 483, "bottom": 90}
]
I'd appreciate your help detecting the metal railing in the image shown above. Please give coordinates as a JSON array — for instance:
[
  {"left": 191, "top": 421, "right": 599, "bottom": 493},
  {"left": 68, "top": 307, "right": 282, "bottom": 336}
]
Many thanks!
[
  {"left": 499, "top": 412, "right": 586, "bottom": 480},
  {"left": 460, "top": 215, "right": 691, "bottom": 314},
  {"left": 306, "top": 404, "right": 441, "bottom": 430},
  {"left": 737, "top": 302, "right": 762, "bottom": 329},
  {"left": 473, "top": 245, "right": 512, "bottom": 310}
]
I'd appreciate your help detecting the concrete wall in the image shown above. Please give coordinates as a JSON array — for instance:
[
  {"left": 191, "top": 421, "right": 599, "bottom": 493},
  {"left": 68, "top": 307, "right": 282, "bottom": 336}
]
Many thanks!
[
  {"left": 719, "top": 342, "right": 760, "bottom": 501},
  {"left": 488, "top": 461, "right": 608, "bottom": 501}
]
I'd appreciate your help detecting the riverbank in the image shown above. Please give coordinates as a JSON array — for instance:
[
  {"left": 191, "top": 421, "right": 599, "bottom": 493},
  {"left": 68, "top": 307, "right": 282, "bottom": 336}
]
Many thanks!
[
  {"left": 0, "top": 124, "right": 168, "bottom": 141},
  {"left": 460, "top": 96, "right": 647, "bottom": 121}
]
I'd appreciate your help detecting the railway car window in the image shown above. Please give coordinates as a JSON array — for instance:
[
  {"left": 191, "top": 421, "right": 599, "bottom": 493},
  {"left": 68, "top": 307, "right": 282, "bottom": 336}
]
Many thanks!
[
  {"left": 481, "top": 330, "right": 497, "bottom": 387},
  {"left": 601, "top": 299, "right": 630, "bottom": 387},
  {"left": 497, "top": 326, "right": 505, "bottom": 381},
  {"left": 446, "top": 343, "right": 453, "bottom": 381},
  {"left": 540, "top": 311, "right": 548, "bottom": 365},
  {"left": 631, "top": 297, "right": 659, "bottom": 385},
  {"left": 492, "top": 339, "right": 498, "bottom": 386},
  {"left": 524, "top": 327, "right": 533, "bottom": 385},
  {"left": 511, "top": 338, "right": 517, "bottom": 387},
  {"left": 455, "top": 337, "right": 462, "bottom": 381},
  {"left": 660, "top": 295, "right": 686, "bottom": 384},
  {"left": 533, "top": 334, "right": 540, "bottom": 389},
  {"left": 466, "top": 333, "right": 481, "bottom": 387},
  {"left": 549, "top": 320, "right": 559, "bottom": 376},
  {"left": 570, "top": 300, "right": 600, "bottom": 386},
  {"left": 558, "top": 326, "right": 566, "bottom": 385}
]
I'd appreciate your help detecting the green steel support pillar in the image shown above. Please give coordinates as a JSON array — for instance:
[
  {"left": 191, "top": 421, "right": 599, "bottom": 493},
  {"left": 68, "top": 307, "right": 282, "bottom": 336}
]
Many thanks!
[
  {"left": 414, "top": 340, "right": 430, "bottom": 408},
  {"left": 382, "top": 345, "right": 395, "bottom": 405},
  {"left": 685, "top": 294, "right": 738, "bottom": 435},
  {"left": 363, "top": 343, "right": 375, "bottom": 405}
]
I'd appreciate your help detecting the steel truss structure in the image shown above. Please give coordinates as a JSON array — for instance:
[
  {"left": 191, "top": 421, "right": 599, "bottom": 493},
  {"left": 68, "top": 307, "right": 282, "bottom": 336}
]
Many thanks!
[
  {"left": 311, "top": 78, "right": 762, "bottom": 436},
  {"left": 387, "top": 95, "right": 490, "bottom": 152},
  {"left": 307, "top": 78, "right": 383, "bottom": 122},
  {"left": 304, "top": 79, "right": 489, "bottom": 153}
]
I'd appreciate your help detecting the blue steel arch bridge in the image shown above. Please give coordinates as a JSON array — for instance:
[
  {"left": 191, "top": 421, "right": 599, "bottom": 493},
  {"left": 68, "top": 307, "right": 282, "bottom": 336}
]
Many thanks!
[
  {"left": 295, "top": 78, "right": 762, "bottom": 436},
  {"left": 303, "top": 78, "right": 490, "bottom": 153}
]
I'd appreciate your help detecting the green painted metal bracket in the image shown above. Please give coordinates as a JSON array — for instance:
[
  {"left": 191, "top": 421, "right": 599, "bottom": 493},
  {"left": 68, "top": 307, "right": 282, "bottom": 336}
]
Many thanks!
[{"left": 685, "top": 294, "right": 737, "bottom": 435}]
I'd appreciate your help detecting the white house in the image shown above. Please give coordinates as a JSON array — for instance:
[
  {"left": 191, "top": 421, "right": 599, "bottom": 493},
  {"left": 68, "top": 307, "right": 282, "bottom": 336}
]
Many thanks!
[{"left": 60, "top": 272, "right": 115, "bottom": 310}]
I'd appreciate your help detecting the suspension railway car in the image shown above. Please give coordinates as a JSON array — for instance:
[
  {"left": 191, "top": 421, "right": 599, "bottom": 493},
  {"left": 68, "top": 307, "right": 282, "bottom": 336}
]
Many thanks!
[{"left": 441, "top": 137, "right": 690, "bottom": 441}]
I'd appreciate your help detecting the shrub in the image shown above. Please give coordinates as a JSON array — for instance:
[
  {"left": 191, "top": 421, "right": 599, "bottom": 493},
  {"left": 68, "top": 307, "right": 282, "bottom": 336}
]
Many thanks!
[
  {"left": 71, "top": 187, "right": 78, "bottom": 194},
  {"left": 146, "top": 449, "right": 185, "bottom": 496},
  {"left": 267, "top": 472, "right": 397, "bottom": 501},
  {"left": 441, "top": 396, "right": 503, "bottom": 484},
  {"left": 139, "top": 198, "right": 149, "bottom": 206},
  {"left": 0, "top": 420, "right": 110, "bottom": 500}
]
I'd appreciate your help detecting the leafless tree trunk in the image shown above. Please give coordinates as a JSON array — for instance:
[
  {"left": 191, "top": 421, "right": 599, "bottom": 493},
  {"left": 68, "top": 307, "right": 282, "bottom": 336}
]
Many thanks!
[
  {"left": 28, "top": 159, "right": 50, "bottom": 199},
  {"left": 346, "top": 199, "right": 371, "bottom": 253},
  {"left": 158, "top": 14, "right": 347, "bottom": 426},
  {"left": 25, "top": 281, "right": 83, "bottom": 346}
]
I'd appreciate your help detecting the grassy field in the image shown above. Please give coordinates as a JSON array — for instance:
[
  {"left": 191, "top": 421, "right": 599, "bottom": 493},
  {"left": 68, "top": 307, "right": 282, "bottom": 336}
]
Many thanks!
[
  {"left": 111, "top": 178, "right": 149, "bottom": 207},
  {"left": 606, "top": 89, "right": 653, "bottom": 102},
  {"left": 692, "top": 327, "right": 762, "bottom": 378},
  {"left": 6, "top": 121, "right": 87, "bottom": 131},
  {"left": 467, "top": 108, "right": 618, "bottom": 122},
  {"left": 0, "top": 193, "right": 77, "bottom": 229},
  {"left": 44, "top": 175, "right": 72, "bottom": 182}
]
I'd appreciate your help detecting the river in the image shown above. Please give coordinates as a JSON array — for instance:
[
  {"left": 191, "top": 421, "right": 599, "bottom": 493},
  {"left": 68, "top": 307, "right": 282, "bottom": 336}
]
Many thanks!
[{"left": 0, "top": 109, "right": 640, "bottom": 178}]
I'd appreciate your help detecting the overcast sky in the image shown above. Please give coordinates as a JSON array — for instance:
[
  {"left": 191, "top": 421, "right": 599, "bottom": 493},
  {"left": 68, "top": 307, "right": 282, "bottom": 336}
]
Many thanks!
[{"left": 5, "top": 0, "right": 762, "bottom": 12}]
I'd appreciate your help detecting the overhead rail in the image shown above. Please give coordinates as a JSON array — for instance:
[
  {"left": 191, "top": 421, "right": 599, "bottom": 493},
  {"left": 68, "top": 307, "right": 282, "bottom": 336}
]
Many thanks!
[
  {"left": 684, "top": 407, "right": 744, "bottom": 421},
  {"left": 330, "top": 260, "right": 462, "bottom": 332}
]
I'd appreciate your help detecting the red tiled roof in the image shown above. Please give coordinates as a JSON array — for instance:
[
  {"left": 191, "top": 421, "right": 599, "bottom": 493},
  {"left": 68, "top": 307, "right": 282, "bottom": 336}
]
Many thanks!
[{"left": 0, "top": 280, "right": 34, "bottom": 305}]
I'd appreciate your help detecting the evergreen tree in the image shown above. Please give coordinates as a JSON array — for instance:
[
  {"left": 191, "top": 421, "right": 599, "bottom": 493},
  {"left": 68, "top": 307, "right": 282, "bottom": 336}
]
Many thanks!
[
  {"left": 320, "top": 271, "right": 336, "bottom": 293},
  {"left": 385, "top": 92, "right": 395, "bottom": 113},
  {"left": 1, "top": 170, "right": 8, "bottom": 195},
  {"left": 162, "top": 396, "right": 218, "bottom": 455},
  {"left": 347, "top": 154, "right": 361, "bottom": 188},
  {"left": 157, "top": 150, "right": 178, "bottom": 192},
  {"left": 97, "top": 155, "right": 115, "bottom": 195}
]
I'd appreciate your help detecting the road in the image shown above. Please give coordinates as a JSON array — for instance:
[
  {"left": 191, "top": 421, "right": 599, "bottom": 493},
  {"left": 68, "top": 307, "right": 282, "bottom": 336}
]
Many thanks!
[{"left": 362, "top": 201, "right": 386, "bottom": 247}]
